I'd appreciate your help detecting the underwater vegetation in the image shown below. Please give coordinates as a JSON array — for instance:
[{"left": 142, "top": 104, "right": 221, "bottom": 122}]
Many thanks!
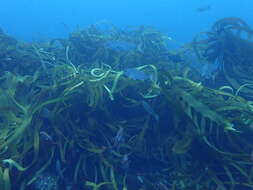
[
  {"left": 191, "top": 17, "right": 253, "bottom": 94},
  {"left": 0, "top": 18, "right": 253, "bottom": 190}
]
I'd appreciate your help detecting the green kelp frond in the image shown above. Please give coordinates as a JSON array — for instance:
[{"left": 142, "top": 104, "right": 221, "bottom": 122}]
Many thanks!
[
  {"left": 85, "top": 181, "right": 112, "bottom": 190},
  {"left": 0, "top": 20, "right": 253, "bottom": 190},
  {"left": 2, "top": 159, "right": 27, "bottom": 172}
]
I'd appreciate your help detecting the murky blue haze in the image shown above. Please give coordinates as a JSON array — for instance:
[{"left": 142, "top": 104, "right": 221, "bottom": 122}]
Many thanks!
[{"left": 0, "top": 0, "right": 252, "bottom": 42}]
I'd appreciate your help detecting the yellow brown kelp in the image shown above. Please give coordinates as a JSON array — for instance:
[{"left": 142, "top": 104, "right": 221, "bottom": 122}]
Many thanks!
[
  {"left": 192, "top": 17, "right": 253, "bottom": 99},
  {"left": 0, "top": 25, "right": 155, "bottom": 189},
  {"left": 1, "top": 20, "right": 253, "bottom": 190},
  {"left": 159, "top": 68, "right": 253, "bottom": 189}
]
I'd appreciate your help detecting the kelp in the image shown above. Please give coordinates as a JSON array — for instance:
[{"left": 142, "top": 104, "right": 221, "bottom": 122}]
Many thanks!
[
  {"left": 191, "top": 17, "right": 253, "bottom": 100},
  {"left": 159, "top": 69, "right": 253, "bottom": 189},
  {"left": 85, "top": 181, "right": 112, "bottom": 190},
  {"left": 0, "top": 20, "right": 253, "bottom": 190},
  {"left": 172, "top": 123, "right": 195, "bottom": 154}
]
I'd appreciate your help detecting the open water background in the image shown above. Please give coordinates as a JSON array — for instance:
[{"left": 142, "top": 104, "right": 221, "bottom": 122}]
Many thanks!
[{"left": 0, "top": 0, "right": 252, "bottom": 42}]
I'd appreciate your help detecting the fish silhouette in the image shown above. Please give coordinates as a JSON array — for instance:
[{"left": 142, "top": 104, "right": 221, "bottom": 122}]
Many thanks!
[
  {"left": 124, "top": 68, "right": 150, "bottom": 81},
  {"left": 141, "top": 100, "right": 159, "bottom": 121},
  {"left": 196, "top": 5, "right": 211, "bottom": 12}
]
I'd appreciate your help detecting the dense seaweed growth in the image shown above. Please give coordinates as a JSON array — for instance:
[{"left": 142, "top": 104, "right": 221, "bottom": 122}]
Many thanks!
[
  {"left": 192, "top": 17, "right": 253, "bottom": 97},
  {"left": 1, "top": 19, "right": 253, "bottom": 190}
]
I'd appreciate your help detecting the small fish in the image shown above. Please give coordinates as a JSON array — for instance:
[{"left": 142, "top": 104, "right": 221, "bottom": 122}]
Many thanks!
[
  {"left": 4, "top": 57, "right": 12, "bottom": 61},
  {"left": 124, "top": 68, "right": 149, "bottom": 81},
  {"left": 40, "top": 131, "right": 56, "bottom": 145},
  {"left": 40, "top": 107, "right": 51, "bottom": 119},
  {"left": 121, "top": 154, "right": 130, "bottom": 173},
  {"left": 137, "top": 175, "right": 144, "bottom": 184},
  {"left": 56, "top": 160, "right": 65, "bottom": 179},
  {"left": 136, "top": 41, "right": 145, "bottom": 54},
  {"left": 196, "top": 5, "right": 211, "bottom": 12},
  {"left": 141, "top": 100, "right": 159, "bottom": 121},
  {"left": 157, "top": 182, "right": 169, "bottom": 190},
  {"left": 113, "top": 127, "right": 124, "bottom": 148}
]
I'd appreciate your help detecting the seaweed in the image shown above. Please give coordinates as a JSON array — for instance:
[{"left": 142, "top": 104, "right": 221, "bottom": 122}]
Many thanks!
[
  {"left": 0, "top": 19, "right": 253, "bottom": 190},
  {"left": 191, "top": 17, "right": 253, "bottom": 100}
]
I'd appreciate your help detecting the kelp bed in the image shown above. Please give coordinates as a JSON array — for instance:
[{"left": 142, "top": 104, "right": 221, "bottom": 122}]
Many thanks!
[{"left": 1, "top": 18, "right": 253, "bottom": 190}]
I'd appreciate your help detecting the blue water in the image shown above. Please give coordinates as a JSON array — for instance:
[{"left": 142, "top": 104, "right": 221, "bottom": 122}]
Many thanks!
[{"left": 0, "top": 0, "right": 252, "bottom": 42}]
